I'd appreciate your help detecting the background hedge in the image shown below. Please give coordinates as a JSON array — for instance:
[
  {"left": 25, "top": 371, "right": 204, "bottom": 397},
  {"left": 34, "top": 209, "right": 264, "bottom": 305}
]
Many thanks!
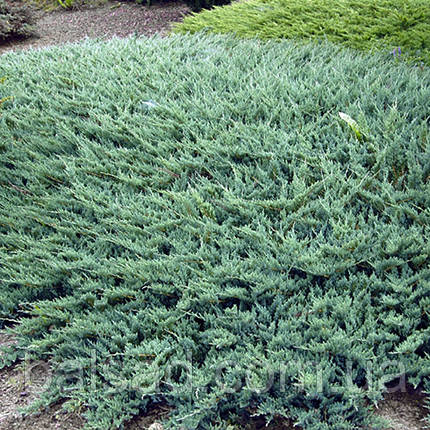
[{"left": 0, "top": 0, "right": 35, "bottom": 41}]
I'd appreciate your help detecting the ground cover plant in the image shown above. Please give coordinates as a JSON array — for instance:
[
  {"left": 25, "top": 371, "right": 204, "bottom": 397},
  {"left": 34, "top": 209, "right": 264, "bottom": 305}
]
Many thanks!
[
  {"left": 0, "top": 35, "right": 430, "bottom": 429},
  {"left": 174, "top": 0, "right": 430, "bottom": 66}
]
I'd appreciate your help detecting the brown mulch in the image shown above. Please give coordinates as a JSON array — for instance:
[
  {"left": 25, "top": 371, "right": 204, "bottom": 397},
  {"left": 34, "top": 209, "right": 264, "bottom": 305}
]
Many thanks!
[
  {"left": 0, "top": 0, "right": 190, "bottom": 55},
  {"left": 373, "top": 388, "right": 428, "bottom": 430}
]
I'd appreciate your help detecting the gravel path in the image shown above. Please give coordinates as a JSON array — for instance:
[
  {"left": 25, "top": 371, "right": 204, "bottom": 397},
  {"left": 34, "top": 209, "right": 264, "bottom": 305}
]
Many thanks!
[{"left": 0, "top": 1, "right": 190, "bottom": 55}]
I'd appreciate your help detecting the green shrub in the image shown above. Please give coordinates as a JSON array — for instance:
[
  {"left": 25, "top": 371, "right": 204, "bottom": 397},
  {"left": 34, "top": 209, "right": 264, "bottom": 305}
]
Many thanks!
[
  {"left": 0, "top": 0, "right": 35, "bottom": 41},
  {"left": 183, "top": 0, "right": 231, "bottom": 13},
  {"left": 174, "top": 0, "right": 430, "bottom": 65},
  {"left": 0, "top": 35, "right": 429, "bottom": 429}
]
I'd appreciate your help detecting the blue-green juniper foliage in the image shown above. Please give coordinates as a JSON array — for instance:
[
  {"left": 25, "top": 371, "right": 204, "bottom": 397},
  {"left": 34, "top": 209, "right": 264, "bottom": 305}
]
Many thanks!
[{"left": 0, "top": 35, "right": 429, "bottom": 429}]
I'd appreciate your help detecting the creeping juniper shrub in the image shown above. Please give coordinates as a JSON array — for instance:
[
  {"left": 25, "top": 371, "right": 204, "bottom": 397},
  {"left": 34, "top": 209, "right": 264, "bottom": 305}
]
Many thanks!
[{"left": 0, "top": 36, "right": 429, "bottom": 429}]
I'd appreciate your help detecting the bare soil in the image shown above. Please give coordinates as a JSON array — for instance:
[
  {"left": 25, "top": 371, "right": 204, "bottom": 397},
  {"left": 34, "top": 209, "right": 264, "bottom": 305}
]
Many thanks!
[
  {"left": 0, "top": 0, "right": 190, "bottom": 55},
  {"left": 0, "top": 332, "right": 84, "bottom": 429},
  {"left": 374, "top": 388, "right": 428, "bottom": 430}
]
